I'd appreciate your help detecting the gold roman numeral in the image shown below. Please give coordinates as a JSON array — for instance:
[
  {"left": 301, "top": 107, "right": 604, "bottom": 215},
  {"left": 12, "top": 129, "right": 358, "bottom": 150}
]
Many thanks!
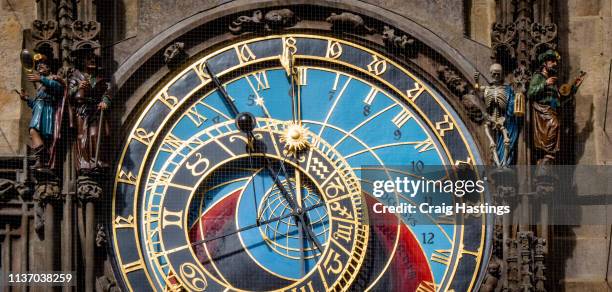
[
  {"left": 333, "top": 223, "right": 353, "bottom": 243},
  {"left": 117, "top": 169, "right": 137, "bottom": 185},
  {"left": 367, "top": 54, "right": 387, "bottom": 75},
  {"left": 162, "top": 207, "right": 184, "bottom": 229},
  {"left": 114, "top": 215, "right": 134, "bottom": 228},
  {"left": 158, "top": 91, "right": 178, "bottom": 109},
  {"left": 123, "top": 260, "right": 144, "bottom": 274},
  {"left": 290, "top": 281, "right": 315, "bottom": 292},
  {"left": 251, "top": 71, "right": 270, "bottom": 91},
  {"left": 392, "top": 109, "right": 412, "bottom": 128},
  {"left": 235, "top": 44, "right": 256, "bottom": 63},
  {"left": 431, "top": 249, "right": 451, "bottom": 266},
  {"left": 363, "top": 87, "right": 377, "bottom": 105},
  {"left": 326, "top": 40, "right": 343, "bottom": 59},
  {"left": 185, "top": 104, "right": 207, "bottom": 127},
  {"left": 435, "top": 115, "right": 455, "bottom": 136},
  {"left": 133, "top": 128, "right": 154, "bottom": 146},
  {"left": 414, "top": 138, "right": 435, "bottom": 153},
  {"left": 406, "top": 81, "right": 425, "bottom": 101},
  {"left": 160, "top": 133, "right": 184, "bottom": 153},
  {"left": 416, "top": 281, "right": 436, "bottom": 292}
]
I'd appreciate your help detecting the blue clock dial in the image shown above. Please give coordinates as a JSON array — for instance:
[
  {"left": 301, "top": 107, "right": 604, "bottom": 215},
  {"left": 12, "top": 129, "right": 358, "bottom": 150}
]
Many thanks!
[{"left": 112, "top": 35, "right": 490, "bottom": 292}]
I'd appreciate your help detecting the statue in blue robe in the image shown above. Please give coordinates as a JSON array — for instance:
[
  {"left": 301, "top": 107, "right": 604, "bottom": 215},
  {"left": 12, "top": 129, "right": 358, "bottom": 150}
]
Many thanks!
[{"left": 17, "top": 54, "right": 64, "bottom": 169}]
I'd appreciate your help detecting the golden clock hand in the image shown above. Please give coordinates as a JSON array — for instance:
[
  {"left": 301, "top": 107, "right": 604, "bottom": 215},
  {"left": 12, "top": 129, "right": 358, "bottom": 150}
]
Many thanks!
[
  {"left": 281, "top": 49, "right": 299, "bottom": 124},
  {"left": 295, "top": 165, "right": 306, "bottom": 275},
  {"left": 295, "top": 168, "right": 302, "bottom": 208}
]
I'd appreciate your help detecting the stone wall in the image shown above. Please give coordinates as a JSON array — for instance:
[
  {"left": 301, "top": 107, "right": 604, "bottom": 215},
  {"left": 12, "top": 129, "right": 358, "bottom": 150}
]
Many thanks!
[
  {"left": 1, "top": 1, "right": 611, "bottom": 290},
  {"left": 0, "top": 0, "right": 35, "bottom": 155},
  {"left": 554, "top": 1, "right": 612, "bottom": 291},
  {"left": 564, "top": 0, "right": 611, "bottom": 166}
]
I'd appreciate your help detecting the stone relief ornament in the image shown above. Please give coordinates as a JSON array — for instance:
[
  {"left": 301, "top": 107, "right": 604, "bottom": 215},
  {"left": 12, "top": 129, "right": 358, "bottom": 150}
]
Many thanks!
[
  {"left": 32, "top": 180, "right": 61, "bottom": 233},
  {"left": 71, "top": 20, "right": 102, "bottom": 54},
  {"left": 436, "top": 65, "right": 470, "bottom": 96},
  {"left": 96, "top": 224, "right": 107, "bottom": 247},
  {"left": 77, "top": 176, "right": 102, "bottom": 201},
  {"left": 529, "top": 22, "right": 558, "bottom": 64},
  {"left": 32, "top": 19, "right": 60, "bottom": 58},
  {"left": 461, "top": 93, "right": 486, "bottom": 123},
  {"left": 490, "top": 22, "right": 517, "bottom": 63},
  {"left": 382, "top": 26, "right": 418, "bottom": 57},
  {"left": 164, "top": 42, "right": 188, "bottom": 68},
  {"left": 0, "top": 179, "right": 28, "bottom": 202},
  {"left": 229, "top": 9, "right": 299, "bottom": 34},
  {"left": 326, "top": 12, "right": 374, "bottom": 34}
]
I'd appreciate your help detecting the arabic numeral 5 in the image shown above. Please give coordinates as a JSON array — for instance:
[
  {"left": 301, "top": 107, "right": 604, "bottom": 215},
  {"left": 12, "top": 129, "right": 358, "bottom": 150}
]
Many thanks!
[{"left": 247, "top": 94, "right": 255, "bottom": 106}]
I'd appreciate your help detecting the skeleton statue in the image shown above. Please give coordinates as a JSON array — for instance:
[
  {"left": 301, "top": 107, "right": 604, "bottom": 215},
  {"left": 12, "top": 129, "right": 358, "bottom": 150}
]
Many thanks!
[{"left": 475, "top": 64, "right": 515, "bottom": 166}]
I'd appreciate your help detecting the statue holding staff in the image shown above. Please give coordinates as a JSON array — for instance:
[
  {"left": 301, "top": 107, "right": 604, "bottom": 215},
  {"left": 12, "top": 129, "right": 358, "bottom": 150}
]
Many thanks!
[{"left": 68, "top": 49, "right": 111, "bottom": 175}]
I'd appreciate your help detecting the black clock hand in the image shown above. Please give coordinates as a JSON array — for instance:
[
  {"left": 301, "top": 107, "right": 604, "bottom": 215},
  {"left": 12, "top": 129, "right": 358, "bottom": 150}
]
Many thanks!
[
  {"left": 190, "top": 201, "right": 325, "bottom": 245},
  {"left": 203, "top": 61, "right": 239, "bottom": 116},
  {"left": 235, "top": 113, "right": 322, "bottom": 253},
  {"left": 262, "top": 159, "right": 324, "bottom": 253}
]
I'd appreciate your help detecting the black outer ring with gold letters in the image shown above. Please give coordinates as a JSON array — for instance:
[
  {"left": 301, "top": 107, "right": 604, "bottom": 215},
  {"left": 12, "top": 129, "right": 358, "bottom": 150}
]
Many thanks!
[{"left": 111, "top": 34, "right": 492, "bottom": 291}]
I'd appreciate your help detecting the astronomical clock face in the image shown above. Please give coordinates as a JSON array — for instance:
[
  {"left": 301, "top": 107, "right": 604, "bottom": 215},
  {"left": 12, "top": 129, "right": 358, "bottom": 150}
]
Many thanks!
[{"left": 111, "top": 34, "right": 490, "bottom": 291}]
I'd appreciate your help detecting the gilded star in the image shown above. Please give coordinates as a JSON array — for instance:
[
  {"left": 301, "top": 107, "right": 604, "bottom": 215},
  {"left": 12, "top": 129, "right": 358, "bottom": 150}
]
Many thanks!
[{"left": 254, "top": 96, "right": 265, "bottom": 106}]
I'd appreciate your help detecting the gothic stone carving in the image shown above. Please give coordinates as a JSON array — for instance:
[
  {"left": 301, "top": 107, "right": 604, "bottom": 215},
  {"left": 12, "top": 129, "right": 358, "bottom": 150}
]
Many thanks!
[
  {"left": 437, "top": 65, "right": 469, "bottom": 97},
  {"left": 462, "top": 93, "right": 486, "bottom": 123},
  {"left": 326, "top": 12, "right": 374, "bottom": 34},
  {"left": 164, "top": 42, "right": 188, "bottom": 69},
  {"left": 77, "top": 176, "right": 102, "bottom": 202},
  {"left": 436, "top": 65, "right": 487, "bottom": 124},
  {"left": 96, "top": 224, "right": 107, "bottom": 247},
  {"left": 32, "top": 19, "right": 60, "bottom": 59},
  {"left": 96, "top": 275, "right": 121, "bottom": 292},
  {"left": 382, "top": 26, "right": 417, "bottom": 57},
  {"left": 479, "top": 260, "right": 501, "bottom": 292},
  {"left": 229, "top": 9, "right": 299, "bottom": 34},
  {"left": 0, "top": 179, "right": 28, "bottom": 202},
  {"left": 32, "top": 180, "right": 61, "bottom": 232},
  {"left": 71, "top": 20, "right": 101, "bottom": 54}
]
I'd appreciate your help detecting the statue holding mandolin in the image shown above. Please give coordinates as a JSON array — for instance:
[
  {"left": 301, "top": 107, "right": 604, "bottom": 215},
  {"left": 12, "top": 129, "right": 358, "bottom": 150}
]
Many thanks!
[{"left": 528, "top": 49, "right": 586, "bottom": 165}]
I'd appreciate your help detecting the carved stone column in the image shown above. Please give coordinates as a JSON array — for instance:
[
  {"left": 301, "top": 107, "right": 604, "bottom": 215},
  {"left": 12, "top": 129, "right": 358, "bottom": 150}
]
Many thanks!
[
  {"left": 32, "top": 178, "right": 61, "bottom": 272},
  {"left": 77, "top": 176, "right": 102, "bottom": 292},
  {"left": 490, "top": 1, "right": 557, "bottom": 290}
]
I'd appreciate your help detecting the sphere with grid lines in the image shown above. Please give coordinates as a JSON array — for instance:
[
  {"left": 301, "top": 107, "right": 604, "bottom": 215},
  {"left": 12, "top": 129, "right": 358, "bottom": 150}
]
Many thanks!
[{"left": 258, "top": 180, "right": 329, "bottom": 259}]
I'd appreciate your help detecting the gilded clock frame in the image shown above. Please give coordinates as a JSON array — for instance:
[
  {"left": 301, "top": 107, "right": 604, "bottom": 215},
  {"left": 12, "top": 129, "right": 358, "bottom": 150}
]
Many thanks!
[{"left": 111, "top": 34, "right": 490, "bottom": 292}]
